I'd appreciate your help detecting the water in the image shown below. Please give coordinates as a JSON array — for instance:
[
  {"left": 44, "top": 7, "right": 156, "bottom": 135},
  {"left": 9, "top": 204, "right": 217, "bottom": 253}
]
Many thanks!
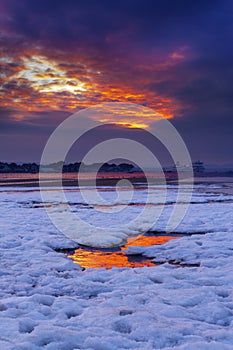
[
  {"left": 0, "top": 172, "right": 183, "bottom": 269},
  {"left": 0, "top": 171, "right": 172, "bottom": 187},
  {"left": 68, "top": 234, "right": 179, "bottom": 269}
]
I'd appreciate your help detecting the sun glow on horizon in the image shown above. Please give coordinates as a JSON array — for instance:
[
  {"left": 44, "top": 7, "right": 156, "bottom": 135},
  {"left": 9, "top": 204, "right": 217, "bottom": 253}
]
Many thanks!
[
  {"left": 102, "top": 121, "right": 149, "bottom": 129},
  {"left": 94, "top": 103, "right": 166, "bottom": 129}
]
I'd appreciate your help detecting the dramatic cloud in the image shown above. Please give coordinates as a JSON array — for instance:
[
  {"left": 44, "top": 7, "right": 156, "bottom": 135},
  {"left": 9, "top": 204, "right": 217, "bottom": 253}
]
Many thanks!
[{"left": 0, "top": 0, "right": 232, "bottom": 163}]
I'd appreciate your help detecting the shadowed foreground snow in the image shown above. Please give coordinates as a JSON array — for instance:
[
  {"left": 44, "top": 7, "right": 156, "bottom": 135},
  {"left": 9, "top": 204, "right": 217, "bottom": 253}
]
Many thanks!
[{"left": 0, "top": 184, "right": 233, "bottom": 349}]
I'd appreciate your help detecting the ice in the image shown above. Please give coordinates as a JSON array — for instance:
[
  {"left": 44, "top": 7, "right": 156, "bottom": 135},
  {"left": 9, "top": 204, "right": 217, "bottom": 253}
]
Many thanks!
[
  {"left": 23, "top": 184, "right": 233, "bottom": 247},
  {"left": 0, "top": 183, "right": 233, "bottom": 348}
]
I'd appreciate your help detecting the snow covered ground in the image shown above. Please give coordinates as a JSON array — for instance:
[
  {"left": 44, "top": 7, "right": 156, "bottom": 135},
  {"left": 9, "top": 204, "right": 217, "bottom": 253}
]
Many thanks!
[{"left": 0, "top": 182, "right": 233, "bottom": 349}]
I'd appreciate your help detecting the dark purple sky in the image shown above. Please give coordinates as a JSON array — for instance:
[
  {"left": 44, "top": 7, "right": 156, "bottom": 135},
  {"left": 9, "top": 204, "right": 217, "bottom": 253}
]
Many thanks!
[{"left": 0, "top": 0, "right": 233, "bottom": 165}]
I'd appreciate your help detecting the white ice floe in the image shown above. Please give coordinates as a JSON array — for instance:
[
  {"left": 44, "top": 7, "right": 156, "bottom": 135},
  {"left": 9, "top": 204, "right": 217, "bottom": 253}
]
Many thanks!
[
  {"left": 0, "top": 184, "right": 233, "bottom": 349},
  {"left": 4, "top": 183, "right": 233, "bottom": 247}
]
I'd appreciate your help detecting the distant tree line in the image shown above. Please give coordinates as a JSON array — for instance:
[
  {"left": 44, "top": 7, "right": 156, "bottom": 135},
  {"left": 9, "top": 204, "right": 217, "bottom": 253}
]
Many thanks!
[
  {"left": 0, "top": 161, "right": 136, "bottom": 173},
  {"left": 0, "top": 162, "right": 39, "bottom": 173}
]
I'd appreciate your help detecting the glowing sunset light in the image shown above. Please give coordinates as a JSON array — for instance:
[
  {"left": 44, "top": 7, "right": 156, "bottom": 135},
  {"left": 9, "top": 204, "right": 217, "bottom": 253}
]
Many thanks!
[
  {"left": 0, "top": 3, "right": 233, "bottom": 349},
  {"left": 90, "top": 102, "right": 165, "bottom": 128},
  {"left": 16, "top": 55, "right": 87, "bottom": 94},
  {"left": 0, "top": 0, "right": 232, "bottom": 163},
  {"left": 109, "top": 121, "right": 149, "bottom": 129},
  {"left": 68, "top": 235, "right": 179, "bottom": 269},
  {"left": 0, "top": 48, "right": 184, "bottom": 121}
]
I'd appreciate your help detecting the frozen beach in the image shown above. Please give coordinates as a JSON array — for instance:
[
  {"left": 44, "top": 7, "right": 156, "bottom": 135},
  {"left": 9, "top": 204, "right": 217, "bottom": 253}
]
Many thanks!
[{"left": 0, "top": 178, "right": 233, "bottom": 349}]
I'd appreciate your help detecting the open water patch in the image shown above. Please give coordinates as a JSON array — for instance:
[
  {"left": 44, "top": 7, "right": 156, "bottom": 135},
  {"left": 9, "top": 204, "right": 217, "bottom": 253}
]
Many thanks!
[{"left": 54, "top": 233, "right": 199, "bottom": 269}]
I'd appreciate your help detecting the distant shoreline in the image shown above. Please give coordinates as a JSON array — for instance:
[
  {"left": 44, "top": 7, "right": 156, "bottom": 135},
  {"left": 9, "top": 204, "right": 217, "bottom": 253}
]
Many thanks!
[{"left": 1, "top": 172, "right": 233, "bottom": 188}]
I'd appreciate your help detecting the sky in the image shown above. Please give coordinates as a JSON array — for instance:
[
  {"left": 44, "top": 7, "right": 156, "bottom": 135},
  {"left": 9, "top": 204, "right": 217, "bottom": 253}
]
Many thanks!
[{"left": 0, "top": 0, "right": 233, "bottom": 165}]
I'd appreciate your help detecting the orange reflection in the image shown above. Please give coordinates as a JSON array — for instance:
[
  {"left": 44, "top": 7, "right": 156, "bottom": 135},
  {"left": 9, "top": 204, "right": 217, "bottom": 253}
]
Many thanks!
[
  {"left": 123, "top": 235, "right": 179, "bottom": 249},
  {"left": 68, "top": 250, "right": 155, "bottom": 269},
  {"left": 68, "top": 235, "right": 179, "bottom": 269}
]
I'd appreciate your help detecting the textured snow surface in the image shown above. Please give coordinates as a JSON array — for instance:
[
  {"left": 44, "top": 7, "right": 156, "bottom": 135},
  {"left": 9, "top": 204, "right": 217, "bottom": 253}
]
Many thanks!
[{"left": 0, "top": 184, "right": 233, "bottom": 349}]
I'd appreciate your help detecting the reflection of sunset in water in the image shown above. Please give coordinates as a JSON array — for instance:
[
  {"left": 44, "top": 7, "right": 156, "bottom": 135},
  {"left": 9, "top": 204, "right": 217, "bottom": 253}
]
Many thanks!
[
  {"left": 68, "top": 250, "right": 155, "bottom": 269},
  {"left": 122, "top": 235, "right": 179, "bottom": 249},
  {"left": 68, "top": 235, "right": 179, "bottom": 269}
]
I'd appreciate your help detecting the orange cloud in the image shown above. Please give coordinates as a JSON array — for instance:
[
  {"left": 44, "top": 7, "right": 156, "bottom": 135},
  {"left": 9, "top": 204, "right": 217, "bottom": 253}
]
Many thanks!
[{"left": 0, "top": 43, "right": 188, "bottom": 127}]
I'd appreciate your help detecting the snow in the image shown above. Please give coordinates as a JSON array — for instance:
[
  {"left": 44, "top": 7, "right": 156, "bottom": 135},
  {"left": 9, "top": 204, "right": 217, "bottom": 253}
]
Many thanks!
[
  {"left": 4, "top": 183, "right": 233, "bottom": 247},
  {"left": 0, "top": 183, "right": 233, "bottom": 349}
]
